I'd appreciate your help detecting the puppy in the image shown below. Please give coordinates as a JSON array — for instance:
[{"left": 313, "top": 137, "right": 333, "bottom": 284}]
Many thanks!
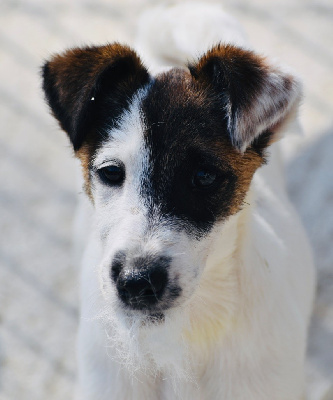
[{"left": 42, "top": 3, "right": 315, "bottom": 399}]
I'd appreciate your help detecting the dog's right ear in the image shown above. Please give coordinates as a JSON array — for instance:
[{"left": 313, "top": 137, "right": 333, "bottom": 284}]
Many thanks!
[{"left": 42, "top": 44, "right": 150, "bottom": 151}]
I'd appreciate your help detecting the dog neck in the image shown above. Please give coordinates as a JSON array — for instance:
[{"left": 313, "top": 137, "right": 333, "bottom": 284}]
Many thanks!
[{"left": 184, "top": 188, "right": 255, "bottom": 352}]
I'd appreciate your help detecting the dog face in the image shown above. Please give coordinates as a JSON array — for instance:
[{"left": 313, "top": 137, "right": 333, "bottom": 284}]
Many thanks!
[{"left": 42, "top": 44, "right": 301, "bottom": 319}]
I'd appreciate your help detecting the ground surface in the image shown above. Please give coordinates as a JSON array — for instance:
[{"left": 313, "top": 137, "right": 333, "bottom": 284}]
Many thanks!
[{"left": 0, "top": 0, "right": 332, "bottom": 399}]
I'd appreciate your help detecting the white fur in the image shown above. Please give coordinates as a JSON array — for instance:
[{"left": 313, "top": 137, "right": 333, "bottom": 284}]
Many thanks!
[{"left": 75, "top": 4, "right": 315, "bottom": 400}]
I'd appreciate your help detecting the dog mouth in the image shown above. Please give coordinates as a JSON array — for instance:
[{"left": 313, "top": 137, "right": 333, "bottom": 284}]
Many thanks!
[
  {"left": 123, "top": 309, "right": 165, "bottom": 326},
  {"left": 145, "top": 312, "right": 165, "bottom": 324},
  {"left": 119, "top": 285, "right": 183, "bottom": 325},
  {"left": 120, "top": 292, "right": 177, "bottom": 312},
  {"left": 118, "top": 289, "right": 164, "bottom": 310}
]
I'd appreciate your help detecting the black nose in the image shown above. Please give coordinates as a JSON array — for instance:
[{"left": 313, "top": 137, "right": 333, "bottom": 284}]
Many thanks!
[{"left": 112, "top": 256, "right": 170, "bottom": 309}]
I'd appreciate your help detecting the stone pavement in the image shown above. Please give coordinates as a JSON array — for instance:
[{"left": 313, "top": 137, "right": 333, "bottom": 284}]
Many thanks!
[{"left": 0, "top": 0, "right": 332, "bottom": 399}]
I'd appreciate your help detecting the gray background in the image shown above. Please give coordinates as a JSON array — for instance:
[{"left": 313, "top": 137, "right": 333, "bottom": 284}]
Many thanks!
[{"left": 0, "top": 0, "right": 332, "bottom": 399}]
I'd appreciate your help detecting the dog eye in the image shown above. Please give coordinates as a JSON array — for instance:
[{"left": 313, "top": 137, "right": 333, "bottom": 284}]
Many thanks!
[
  {"left": 98, "top": 164, "right": 125, "bottom": 185},
  {"left": 192, "top": 168, "right": 217, "bottom": 188}
]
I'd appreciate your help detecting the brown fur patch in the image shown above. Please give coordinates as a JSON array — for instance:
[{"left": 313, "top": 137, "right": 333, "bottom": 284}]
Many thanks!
[
  {"left": 76, "top": 140, "right": 96, "bottom": 200},
  {"left": 189, "top": 43, "right": 267, "bottom": 80},
  {"left": 214, "top": 140, "right": 264, "bottom": 215},
  {"left": 189, "top": 44, "right": 302, "bottom": 152}
]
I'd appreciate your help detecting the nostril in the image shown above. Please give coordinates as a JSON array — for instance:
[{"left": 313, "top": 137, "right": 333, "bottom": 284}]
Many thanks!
[
  {"left": 148, "top": 267, "right": 168, "bottom": 296},
  {"left": 117, "top": 287, "right": 131, "bottom": 302},
  {"left": 142, "top": 288, "right": 155, "bottom": 297},
  {"left": 110, "top": 251, "right": 126, "bottom": 283}
]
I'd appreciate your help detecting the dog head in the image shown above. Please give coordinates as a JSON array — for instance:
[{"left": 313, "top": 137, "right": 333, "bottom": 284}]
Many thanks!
[{"left": 42, "top": 43, "right": 301, "bottom": 323}]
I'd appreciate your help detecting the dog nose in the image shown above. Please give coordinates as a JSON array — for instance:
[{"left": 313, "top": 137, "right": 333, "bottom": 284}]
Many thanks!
[{"left": 114, "top": 256, "right": 169, "bottom": 309}]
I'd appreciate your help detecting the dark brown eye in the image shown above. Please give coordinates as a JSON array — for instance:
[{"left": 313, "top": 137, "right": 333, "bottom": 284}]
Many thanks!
[
  {"left": 98, "top": 164, "right": 125, "bottom": 185},
  {"left": 192, "top": 168, "right": 217, "bottom": 188}
]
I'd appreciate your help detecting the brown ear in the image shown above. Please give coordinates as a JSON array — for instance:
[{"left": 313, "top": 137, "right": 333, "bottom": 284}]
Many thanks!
[
  {"left": 189, "top": 44, "right": 302, "bottom": 152},
  {"left": 42, "top": 43, "right": 150, "bottom": 150}
]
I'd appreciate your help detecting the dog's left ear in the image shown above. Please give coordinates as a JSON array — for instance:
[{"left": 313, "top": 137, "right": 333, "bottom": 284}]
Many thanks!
[{"left": 189, "top": 44, "right": 302, "bottom": 152}]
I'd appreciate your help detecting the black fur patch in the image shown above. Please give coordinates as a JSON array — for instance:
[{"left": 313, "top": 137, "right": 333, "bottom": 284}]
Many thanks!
[
  {"left": 42, "top": 44, "right": 150, "bottom": 150},
  {"left": 251, "top": 130, "right": 272, "bottom": 158},
  {"left": 140, "top": 69, "right": 238, "bottom": 237}
]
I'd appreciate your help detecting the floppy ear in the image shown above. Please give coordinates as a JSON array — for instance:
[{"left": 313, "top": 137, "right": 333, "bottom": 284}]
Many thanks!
[
  {"left": 42, "top": 43, "right": 150, "bottom": 150},
  {"left": 188, "top": 44, "right": 302, "bottom": 152}
]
